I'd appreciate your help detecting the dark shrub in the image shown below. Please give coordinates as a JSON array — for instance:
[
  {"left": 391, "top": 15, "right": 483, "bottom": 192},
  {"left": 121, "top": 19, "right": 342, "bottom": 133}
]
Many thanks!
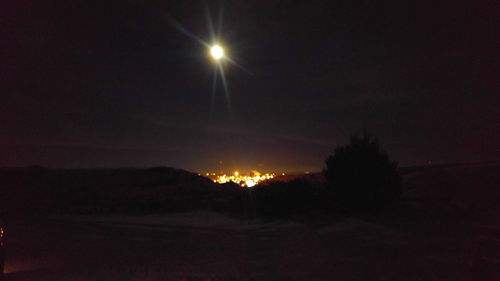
[
  {"left": 254, "top": 179, "right": 323, "bottom": 217},
  {"left": 323, "top": 132, "right": 401, "bottom": 213}
]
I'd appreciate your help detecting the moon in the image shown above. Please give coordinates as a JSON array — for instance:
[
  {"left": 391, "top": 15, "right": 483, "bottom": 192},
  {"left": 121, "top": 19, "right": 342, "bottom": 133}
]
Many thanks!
[{"left": 210, "top": 45, "right": 224, "bottom": 60}]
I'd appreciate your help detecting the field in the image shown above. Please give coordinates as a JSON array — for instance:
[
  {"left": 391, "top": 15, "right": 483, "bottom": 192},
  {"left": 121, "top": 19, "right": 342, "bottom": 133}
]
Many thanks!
[{"left": 1, "top": 162, "right": 500, "bottom": 280}]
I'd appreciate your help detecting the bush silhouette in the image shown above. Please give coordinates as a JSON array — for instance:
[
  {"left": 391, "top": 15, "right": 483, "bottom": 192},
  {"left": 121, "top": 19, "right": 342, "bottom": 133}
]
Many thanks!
[
  {"left": 324, "top": 132, "right": 401, "bottom": 212},
  {"left": 254, "top": 179, "right": 322, "bottom": 217}
]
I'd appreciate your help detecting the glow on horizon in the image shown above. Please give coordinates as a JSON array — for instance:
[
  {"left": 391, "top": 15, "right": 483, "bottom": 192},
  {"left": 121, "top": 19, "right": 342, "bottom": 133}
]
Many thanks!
[{"left": 208, "top": 170, "right": 276, "bottom": 187}]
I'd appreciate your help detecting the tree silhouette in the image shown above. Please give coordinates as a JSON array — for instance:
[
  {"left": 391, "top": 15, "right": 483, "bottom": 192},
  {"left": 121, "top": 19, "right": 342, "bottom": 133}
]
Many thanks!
[{"left": 324, "top": 131, "right": 401, "bottom": 213}]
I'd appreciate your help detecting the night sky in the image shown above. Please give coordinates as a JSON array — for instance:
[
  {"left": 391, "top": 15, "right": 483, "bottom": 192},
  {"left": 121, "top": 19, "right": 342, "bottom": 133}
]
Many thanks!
[{"left": 1, "top": 0, "right": 499, "bottom": 173}]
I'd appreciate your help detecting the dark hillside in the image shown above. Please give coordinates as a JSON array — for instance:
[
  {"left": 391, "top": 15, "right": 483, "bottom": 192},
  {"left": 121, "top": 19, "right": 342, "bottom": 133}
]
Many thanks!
[
  {"left": 401, "top": 162, "right": 500, "bottom": 216},
  {"left": 0, "top": 167, "right": 243, "bottom": 216}
]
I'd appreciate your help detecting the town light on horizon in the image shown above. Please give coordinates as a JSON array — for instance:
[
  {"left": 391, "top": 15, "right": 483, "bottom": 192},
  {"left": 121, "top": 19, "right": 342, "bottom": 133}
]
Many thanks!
[{"left": 207, "top": 170, "right": 277, "bottom": 187}]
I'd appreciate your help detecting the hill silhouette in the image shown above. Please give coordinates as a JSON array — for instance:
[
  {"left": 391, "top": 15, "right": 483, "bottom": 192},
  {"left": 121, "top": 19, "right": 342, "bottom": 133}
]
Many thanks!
[{"left": 0, "top": 166, "right": 243, "bottom": 216}]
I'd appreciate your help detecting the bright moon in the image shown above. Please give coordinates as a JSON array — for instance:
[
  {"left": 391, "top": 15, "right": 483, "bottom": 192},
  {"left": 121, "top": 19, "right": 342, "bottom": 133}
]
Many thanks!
[{"left": 210, "top": 45, "right": 224, "bottom": 60}]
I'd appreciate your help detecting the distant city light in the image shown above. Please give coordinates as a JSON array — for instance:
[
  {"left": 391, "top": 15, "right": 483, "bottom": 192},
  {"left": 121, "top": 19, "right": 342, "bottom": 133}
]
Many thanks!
[
  {"left": 245, "top": 179, "right": 256, "bottom": 187},
  {"left": 206, "top": 170, "right": 276, "bottom": 187}
]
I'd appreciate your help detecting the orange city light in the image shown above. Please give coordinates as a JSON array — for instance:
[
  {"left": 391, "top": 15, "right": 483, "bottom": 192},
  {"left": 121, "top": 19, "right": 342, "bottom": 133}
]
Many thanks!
[{"left": 208, "top": 170, "right": 275, "bottom": 187}]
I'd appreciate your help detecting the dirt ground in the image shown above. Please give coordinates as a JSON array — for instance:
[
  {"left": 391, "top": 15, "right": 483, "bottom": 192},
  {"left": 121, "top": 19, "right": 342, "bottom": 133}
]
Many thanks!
[
  {"left": 2, "top": 163, "right": 500, "bottom": 280},
  {"left": 2, "top": 210, "right": 499, "bottom": 281}
]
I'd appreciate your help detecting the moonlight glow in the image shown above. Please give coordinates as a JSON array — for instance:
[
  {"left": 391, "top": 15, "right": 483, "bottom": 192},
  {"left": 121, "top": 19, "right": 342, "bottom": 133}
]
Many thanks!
[{"left": 210, "top": 45, "right": 224, "bottom": 60}]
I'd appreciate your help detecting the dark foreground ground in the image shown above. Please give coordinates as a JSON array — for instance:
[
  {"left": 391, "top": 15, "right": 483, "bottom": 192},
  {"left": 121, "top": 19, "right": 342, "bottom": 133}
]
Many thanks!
[
  {"left": 2, "top": 162, "right": 500, "bottom": 280},
  {"left": 2, "top": 208, "right": 500, "bottom": 281}
]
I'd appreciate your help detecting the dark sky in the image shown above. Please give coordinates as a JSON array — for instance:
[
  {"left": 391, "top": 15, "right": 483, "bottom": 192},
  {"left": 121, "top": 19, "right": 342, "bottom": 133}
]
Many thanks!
[{"left": 1, "top": 0, "right": 499, "bottom": 173}]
